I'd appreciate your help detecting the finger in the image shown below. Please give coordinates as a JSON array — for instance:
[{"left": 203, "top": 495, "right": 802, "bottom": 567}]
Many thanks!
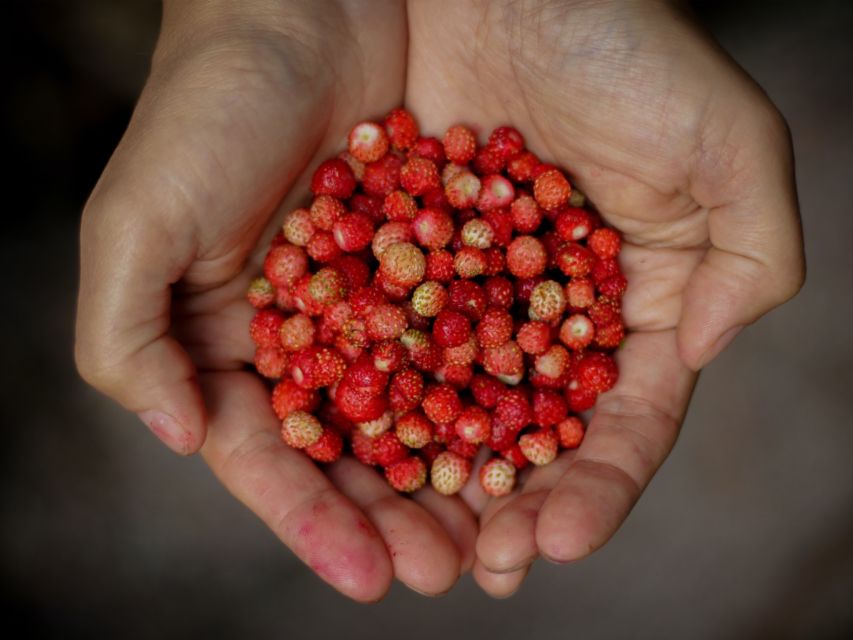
[
  {"left": 199, "top": 371, "right": 393, "bottom": 602},
  {"left": 472, "top": 559, "right": 529, "bottom": 599},
  {"left": 412, "top": 487, "right": 479, "bottom": 574},
  {"left": 327, "top": 459, "right": 462, "bottom": 596},
  {"left": 536, "top": 330, "right": 696, "bottom": 563},
  {"left": 680, "top": 104, "right": 805, "bottom": 369}
]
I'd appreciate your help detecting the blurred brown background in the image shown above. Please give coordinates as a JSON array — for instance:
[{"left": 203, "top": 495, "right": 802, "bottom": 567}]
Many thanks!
[{"left": 2, "top": 1, "right": 852, "bottom": 638}]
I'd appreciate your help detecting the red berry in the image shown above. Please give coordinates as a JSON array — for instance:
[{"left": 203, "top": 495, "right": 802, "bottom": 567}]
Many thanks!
[
  {"left": 271, "top": 379, "right": 319, "bottom": 420},
  {"left": 557, "top": 416, "right": 585, "bottom": 449},
  {"left": 476, "top": 308, "right": 514, "bottom": 348},
  {"left": 443, "top": 125, "right": 478, "bottom": 165},
  {"left": 516, "top": 320, "right": 552, "bottom": 355},
  {"left": 350, "top": 193, "right": 385, "bottom": 223},
  {"left": 372, "top": 431, "right": 409, "bottom": 467},
  {"left": 389, "top": 369, "right": 424, "bottom": 411},
  {"left": 425, "top": 249, "right": 455, "bottom": 283},
  {"left": 395, "top": 410, "right": 434, "bottom": 448},
  {"left": 384, "top": 107, "right": 419, "bottom": 151},
  {"left": 472, "top": 144, "right": 505, "bottom": 175},
  {"left": 588, "top": 227, "right": 622, "bottom": 258},
  {"left": 249, "top": 308, "right": 285, "bottom": 348},
  {"left": 535, "top": 344, "right": 571, "bottom": 380},
  {"left": 400, "top": 157, "right": 441, "bottom": 196},
  {"left": 595, "top": 320, "right": 625, "bottom": 349},
  {"left": 385, "top": 456, "right": 427, "bottom": 493},
  {"left": 483, "top": 340, "right": 524, "bottom": 382},
  {"left": 442, "top": 335, "right": 479, "bottom": 366},
  {"left": 532, "top": 388, "right": 568, "bottom": 428},
  {"left": 409, "top": 136, "right": 447, "bottom": 168},
  {"left": 310, "top": 195, "right": 346, "bottom": 231},
  {"left": 305, "top": 427, "right": 344, "bottom": 463},
  {"left": 263, "top": 244, "right": 307, "bottom": 288},
  {"left": 311, "top": 158, "right": 356, "bottom": 199},
  {"left": 510, "top": 194, "right": 543, "bottom": 234},
  {"left": 559, "top": 314, "right": 595, "bottom": 351},
  {"left": 519, "top": 429, "right": 559, "bottom": 466},
  {"left": 598, "top": 273, "right": 628, "bottom": 299},
  {"left": 383, "top": 190, "right": 418, "bottom": 222},
  {"left": 455, "top": 405, "right": 492, "bottom": 445},
  {"left": 254, "top": 346, "right": 289, "bottom": 379},
  {"left": 533, "top": 168, "right": 571, "bottom": 210},
  {"left": 481, "top": 207, "right": 514, "bottom": 247},
  {"left": 345, "top": 354, "right": 390, "bottom": 395},
  {"left": 470, "top": 374, "right": 505, "bottom": 409},
  {"left": 331, "top": 255, "right": 371, "bottom": 290},
  {"left": 348, "top": 121, "right": 390, "bottom": 163},
  {"left": 507, "top": 236, "right": 547, "bottom": 278},
  {"left": 555, "top": 207, "right": 593, "bottom": 242},
  {"left": 413, "top": 208, "right": 454, "bottom": 250},
  {"left": 477, "top": 174, "right": 515, "bottom": 211},
  {"left": 447, "top": 280, "right": 487, "bottom": 321},
  {"left": 332, "top": 212, "right": 374, "bottom": 252},
  {"left": 432, "top": 310, "right": 471, "bottom": 348},
  {"left": 362, "top": 153, "right": 403, "bottom": 197},
  {"left": 371, "top": 221, "right": 414, "bottom": 259},
  {"left": 488, "top": 125, "right": 525, "bottom": 161},
  {"left": 291, "top": 346, "right": 346, "bottom": 389},
  {"left": 575, "top": 352, "right": 619, "bottom": 393},
  {"left": 373, "top": 339, "right": 409, "bottom": 373},
  {"left": 566, "top": 277, "right": 595, "bottom": 308},
  {"left": 365, "top": 303, "right": 408, "bottom": 341},
  {"left": 556, "top": 243, "right": 595, "bottom": 277},
  {"left": 493, "top": 388, "right": 532, "bottom": 433},
  {"left": 279, "top": 312, "right": 316, "bottom": 351},
  {"left": 506, "top": 151, "right": 540, "bottom": 183},
  {"left": 454, "top": 246, "right": 487, "bottom": 279},
  {"left": 500, "top": 443, "right": 530, "bottom": 471},
  {"left": 422, "top": 384, "right": 463, "bottom": 424}
]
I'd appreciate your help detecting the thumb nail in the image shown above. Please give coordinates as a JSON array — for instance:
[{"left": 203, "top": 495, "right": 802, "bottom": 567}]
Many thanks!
[
  {"left": 697, "top": 324, "right": 744, "bottom": 369},
  {"left": 138, "top": 410, "right": 193, "bottom": 455}
]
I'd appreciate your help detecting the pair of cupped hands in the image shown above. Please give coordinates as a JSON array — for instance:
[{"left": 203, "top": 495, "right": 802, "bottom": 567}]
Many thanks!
[{"left": 75, "top": 0, "right": 804, "bottom": 600}]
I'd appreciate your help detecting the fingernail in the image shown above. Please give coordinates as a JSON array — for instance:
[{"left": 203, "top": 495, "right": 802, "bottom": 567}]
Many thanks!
[
  {"left": 697, "top": 324, "right": 744, "bottom": 369},
  {"left": 138, "top": 410, "right": 193, "bottom": 455}
]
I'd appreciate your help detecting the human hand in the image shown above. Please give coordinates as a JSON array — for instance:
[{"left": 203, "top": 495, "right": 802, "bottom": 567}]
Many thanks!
[
  {"left": 75, "top": 0, "right": 479, "bottom": 601},
  {"left": 406, "top": 0, "right": 804, "bottom": 596}
]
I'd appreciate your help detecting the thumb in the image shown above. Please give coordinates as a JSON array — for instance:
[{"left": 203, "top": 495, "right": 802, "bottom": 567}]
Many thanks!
[{"left": 677, "top": 106, "right": 805, "bottom": 370}]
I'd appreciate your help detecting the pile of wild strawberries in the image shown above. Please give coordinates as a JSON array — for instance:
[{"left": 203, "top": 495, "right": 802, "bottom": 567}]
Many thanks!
[{"left": 247, "top": 108, "right": 625, "bottom": 497}]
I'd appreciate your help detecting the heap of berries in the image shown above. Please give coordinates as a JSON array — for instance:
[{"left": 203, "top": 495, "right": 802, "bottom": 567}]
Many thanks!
[{"left": 247, "top": 108, "right": 626, "bottom": 497}]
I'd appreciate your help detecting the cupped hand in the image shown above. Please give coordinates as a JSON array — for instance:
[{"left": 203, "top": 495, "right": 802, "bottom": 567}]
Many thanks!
[
  {"left": 76, "top": 0, "right": 479, "bottom": 601},
  {"left": 406, "top": 0, "right": 804, "bottom": 596}
]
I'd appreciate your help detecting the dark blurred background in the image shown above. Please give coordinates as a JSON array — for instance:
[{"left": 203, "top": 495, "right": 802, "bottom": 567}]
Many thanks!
[{"left": 2, "top": 1, "right": 852, "bottom": 638}]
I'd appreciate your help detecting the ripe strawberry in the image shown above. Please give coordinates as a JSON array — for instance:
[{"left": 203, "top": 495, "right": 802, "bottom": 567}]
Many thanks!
[
  {"left": 519, "top": 429, "right": 559, "bottom": 465},
  {"left": 362, "top": 153, "right": 403, "bottom": 197},
  {"left": 514, "top": 275, "right": 545, "bottom": 304},
  {"left": 506, "top": 150, "right": 540, "bottom": 183},
  {"left": 400, "top": 157, "right": 441, "bottom": 196},
  {"left": 432, "top": 421, "right": 456, "bottom": 445},
  {"left": 477, "top": 174, "right": 515, "bottom": 211},
  {"left": 555, "top": 207, "right": 593, "bottom": 242},
  {"left": 529, "top": 280, "right": 567, "bottom": 322},
  {"left": 410, "top": 208, "right": 452, "bottom": 251},
  {"left": 291, "top": 274, "right": 325, "bottom": 317},
  {"left": 430, "top": 451, "right": 472, "bottom": 495},
  {"left": 454, "top": 405, "right": 492, "bottom": 444},
  {"left": 532, "top": 388, "right": 568, "bottom": 428},
  {"left": 510, "top": 194, "right": 543, "bottom": 233},
  {"left": 483, "top": 340, "right": 524, "bottom": 382},
  {"left": 384, "top": 107, "right": 419, "bottom": 151},
  {"left": 598, "top": 273, "right": 628, "bottom": 299},
  {"left": 348, "top": 121, "right": 390, "bottom": 163},
  {"left": 291, "top": 346, "right": 346, "bottom": 389},
  {"left": 480, "top": 207, "right": 514, "bottom": 247},
  {"left": 566, "top": 277, "right": 595, "bottom": 308},
  {"left": 422, "top": 384, "right": 463, "bottom": 424},
  {"left": 332, "top": 212, "right": 374, "bottom": 253},
  {"left": 479, "top": 458, "right": 517, "bottom": 497},
  {"left": 435, "top": 362, "right": 474, "bottom": 388},
  {"left": 470, "top": 374, "right": 504, "bottom": 409},
  {"left": 557, "top": 416, "right": 585, "bottom": 449},
  {"left": 307, "top": 267, "right": 347, "bottom": 306},
  {"left": 305, "top": 427, "right": 344, "bottom": 463},
  {"left": 556, "top": 243, "right": 595, "bottom": 277},
  {"left": 425, "top": 249, "right": 455, "bottom": 283},
  {"left": 447, "top": 279, "right": 487, "bottom": 321},
  {"left": 379, "top": 242, "right": 426, "bottom": 287},
  {"left": 447, "top": 437, "right": 479, "bottom": 460},
  {"left": 533, "top": 168, "right": 571, "bottom": 210},
  {"left": 249, "top": 308, "right": 285, "bottom": 348},
  {"left": 383, "top": 190, "right": 418, "bottom": 222},
  {"left": 488, "top": 125, "right": 525, "bottom": 161},
  {"left": 372, "top": 431, "right": 408, "bottom": 467},
  {"left": 566, "top": 379, "right": 598, "bottom": 412},
  {"left": 493, "top": 388, "right": 532, "bottom": 433},
  {"left": 271, "top": 379, "right": 319, "bottom": 420},
  {"left": 444, "top": 169, "right": 482, "bottom": 209},
  {"left": 506, "top": 236, "right": 547, "bottom": 278},
  {"left": 309, "top": 195, "right": 346, "bottom": 231},
  {"left": 443, "top": 125, "right": 478, "bottom": 164},
  {"left": 535, "top": 344, "right": 570, "bottom": 380},
  {"left": 331, "top": 255, "right": 370, "bottom": 290},
  {"left": 595, "top": 320, "right": 625, "bottom": 349},
  {"left": 575, "top": 352, "right": 619, "bottom": 393},
  {"left": 351, "top": 429, "right": 376, "bottom": 466},
  {"left": 591, "top": 257, "right": 621, "bottom": 284},
  {"left": 372, "top": 339, "right": 409, "bottom": 373},
  {"left": 588, "top": 296, "right": 621, "bottom": 327},
  {"left": 365, "top": 303, "right": 408, "bottom": 341},
  {"left": 409, "top": 136, "right": 447, "bottom": 168},
  {"left": 472, "top": 144, "right": 505, "bottom": 175},
  {"left": 254, "top": 346, "right": 288, "bottom": 379},
  {"left": 588, "top": 227, "right": 622, "bottom": 258},
  {"left": 500, "top": 443, "right": 530, "bottom": 471},
  {"left": 263, "top": 244, "right": 308, "bottom": 288},
  {"left": 559, "top": 314, "right": 595, "bottom": 350},
  {"left": 311, "top": 158, "right": 356, "bottom": 199},
  {"left": 371, "top": 221, "right": 414, "bottom": 259},
  {"left": 432, "top": 310, "right": 471, "bottom": 348},
  {"left": 279, "top": 313, "right": 316, "bottom": 351},
  {"left": 516, "top": 320, "right": 552, "bottom": 355},
  {"left": 339, "top": 317, "right": 369, "bottom": 348},
  {"left": 348, "top": 286, "right": 386, "bottom": 318},
  {"left": 336, "top": 377, "right": 389, "bottom": 422},
  {"left": 476, "top": 308, "right": 514, "bottom": 348},
  {"left": 358, "top": 410, "right": 394, "bottom": 438},
  {"left": 350, "top": 193, "right": 384, "bottom": 222},
  {"left": 282, "top": 208, "right": 315, "bottom": 246},
  {"left": 281, "top": 411, "right": 323, "bottom": 449},
  {"left": 454, "top": 247, "right": 487, "bottom": 278},
  {"left": 385, "top": 456, "right": 427, "bottom": 493},
  {"left": 305, "top": 231, "right": 341, "bottom": 263},
  {"left": 345, "top": 354, "right": 390, "bottom": 395},
  {"left": 484, "top": 276, "right": 514, "bottom": 309},
  {"left": 389, "top": 369, "right": 424, "bottom": 411},
  {"left": 395, "top": 410, "right": 433, "bottom": 449},
  {"left": 442, "top": 335, "right": 479, "bottom": 366}
]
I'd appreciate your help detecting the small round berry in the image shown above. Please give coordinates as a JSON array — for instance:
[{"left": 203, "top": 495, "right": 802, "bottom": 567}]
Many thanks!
[
  {"left": 348, "top": 121, "right": 390, "bottom": 163},
  {"left": 432, "top": 310, "right": 471, "bottom": 348},
  {"left": 281, "top": 411, "right": 323, "bottom": 449},
  {"left": 533, "top": 168, "right": 571, "bottom": 210},
  {"left": 422, "top": 384, "right": 463, "bottom": 424},
  {"left": 379, "top": 242, "right": 426, "bottom": 287},
  {"left": 411, "top": 281, "right": 448, "bottom": 317},
  {"left": 311, "top": 158, "right": 356, "bottom": 199},
  {"left": 479, "top": 458, "right": 517, "bottom": 497},
  {"left": 506, "top": 236, "right": 547, "bottom": 279},
  {"left": 443, "top": 124, "right": 478, "bottom": 164}
]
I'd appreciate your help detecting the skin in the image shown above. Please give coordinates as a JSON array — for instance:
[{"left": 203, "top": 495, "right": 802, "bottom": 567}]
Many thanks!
[{"left": 75, "top": 0, "right": 804, "bottom": 601}]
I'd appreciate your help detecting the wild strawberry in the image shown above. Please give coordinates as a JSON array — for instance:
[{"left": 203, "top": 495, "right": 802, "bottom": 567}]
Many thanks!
[
  {"left": 332, "top": 212, "right": 373, "bottom": 253},
  {"left": 372, "top": 431, "right": 408, "bottom": 467},
  {"left": 330, "top": 255, "right": 370, "bottom": 290},
  {"left": 599, "top": 273, "right": 628, "bottom": 299},
  {"left": 371, "top": 221, "right": 413, "bottom": 259},
  {"left": 555, "top": 207, "right": 593, "bottom": 242},
  {"left": 350, "top": 193, "right": 384, "bottom": 223},
  {"left": 454, "top": 246, "right": 487, "bottom": 278},
  {"left": 338, "top": 150, "right": 366, "bottom": 182},
  {"left": 483, "top": 340, "right": 524, "bottom": 382},
  {"left": 430, "top": 451, "right": 472, "bottom": 495},
  {"left": 559, "top": 314, "right": 595, "bottom": 350},
  {"left": 311, "top": 158, "right": 356, "bottom": 199},
  {"left": 529, "top": 280, "right": 567, "bottom": 322},
  {"left": 263, "top": 244, "right": 307, "bottom": 288},
  {"left": 477, "top": 174, "right": 515, "bottom": 211},
  {"left": 348, "top": 121, "right": 390, "bottom": 163},
  {"left": 432, "top": 421, "right": 456, "bottom": 445},
  {"left": 459, "top": 219, "right": 492, "bottom": 250},
  {"left": 443, "top": 125, "right": 477, "bottom": 164},
  {"left": 282, "top": 208, "right": 315, "bottom": 246},
  {"left": 575, "top": 352, "right": 619, "bottom": 393},
  {"left": 373, "top": 339, "right": 409, "bottom": 373},
  {"left": 506, "top": 150, "right": 540, "bottom": 183},
  {"left": 588, "top": 296, "right": 621, "bottom": 327},
  {"left": 345, "top": 354, "right": 390, "bottom": 395},
  {"left": 516, "top": 320, "right": 552, "bottom": 355},
  {"left": 247, "top": 277, "right": 275, "bottom": 310},
  {"left": 425, "top": 249, "right": 455, "bottom": 283},
  {"left": 351, "top": 429, "right": 376, "bottom": 466},
  {"left": 279, "top": 313, "right": 315, "bottom": 351},
  {"left": 400, "top": 157, "right": 441, "bottom": 196},
  {"left": 476, "top": 308, "right": 514, "bottom": 348},
  {"left": 480, "top": 248, "right": 503, "bottom": 276},
  {"left": 479, "top": 458, "right": 517, "bottom": 497},
  {"left": 510, "top": 194, "right": 542, "bottom": 233},
  {"left": 588, "top": 227, "right": 622, "bottom": 258},
  {"left": 383, "top": 190, "right": 418, "bottom": 222},
  {"left": 409, "top": 136, "right": 447, "bottom": 168},
  {"left": 422, "top": 384, "right": 463, "bottom": 424},
  {"left": 348, "top": 286, "right": 386, "bottom": 318},
  {"left": 291, "top": 346, "right": 345, "bottom": 388},
  {"left": 271, "top": 379, "right": 319, "bottom": 420},
  {"left": 254, "top": 346, "right": 289, "bottom": 379},
  {"left": 533, "top": 168, "right": 571, "bottom": 210},
  {"left": 514, "top": 275, "right": 545, "bottom": 304},
  {"left": 566, "top": 379, "right": 598, "bottom": 412},
  {"left": 310, "top": 195, "right": 346, "bottom": 231},
  {"left": 411, "top": 281, "right": 447, "bottom": 317},
  {"left": 307, "top": 267, "right": 347, "bottom": 306},
  {"left": 454, "top": 405, "right": 491, "bottom": 444},
  {"left": 290, "top": 275, "right": 323, "bottom": 317},
  {"left": 389, "top": 369, "right": 424, "bottom": 411},
  {"left": 535, "top": 344, "right": 570, "bottom": 380},
  {"left": 304, "top": 427, "right": 344, "bottom": 463},
  {"left": 440, "top": 168, "right": 480, "bottom": 210},
  {"left": 447, "top": 437, "right": 479, "bottom": 460},
  {"left": 557, "top": 416, "right": 585, "bottom": 449},
  {"left": 472, "top": 144, "right": 505, "bottom": 174},
  {"left": 532, "top": 388, "right": 568, "bottom": 428},
  {"left": 395, "top": 410, "right": 433, "bottom": 449},
  {"left": 365, "top": 303, "right": 408, "bottom": 341},
  {"left": 379, "top": 242, "right": 426, "bottom": 287},
  {"left": 384, "top": 107, "right": 419, "bottom": 151},
  {"left": 488, "top": 125, "right": 525, "bottom": 161},
  {"left": 591, "top": 257, "right": 621, "bottom": 284},
  {"left": 595, "top": 320, "right": 625, "bottom": 348},
  {"left": 566, "top": 277, "right": 595, "bottom": 308},
  {"left": 500, "top": 443, "right": 530, "bottom": 470},
  {"left": 470, "top": 374, "right": 504, "bottom": 409},
  {"left": 519, "top": 429, "right": 559, "bottom": 466},
  {"left": 412, "top": 208, "right": 453, "bottom": 250},
  {"left": 493, "top": 388, "right": 532, "bottom": 433},
  {"left": 281, "top": 411, "right": 323, "bottom": 449},
  {"left": 362, "top": 153, "right": 403, "bottom": 197},
  {"left": 447, "top": 280, "right": 487, "bottom": 321},
  {"left": 482, "top": 276, "right": 512, "bottom": 309},
  {"left": 435, "top": 362, "right": 474, "bottom": 388},
  {"left": 556, "top": 243, "right": 595, "bottom": 277},
  {"left": 442, "top": 335, "right": 479, "bottom": 366},
  {"left": 358, "top": 410, "right": 394, "bottom": 438},
  {"left": 249, "top": 308, "right": 285, "bottom": 348},
  {"left": 340, "top": 317, "right": 369, "bottom": 349},
  {"left": 385, "top": 456, "right": 427, "bottom": 493},
  {"left": 304, "top": 231, "right": 340, "bottom": 263},
  {"left": 506, "top": 236, "right": 547, "bottom": 278},
  {"left": 480, "top": 207, "right": 514, "bottom": 247},
  {"left": 432, "top": 310, "right": 471, "bottom": 348}
]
